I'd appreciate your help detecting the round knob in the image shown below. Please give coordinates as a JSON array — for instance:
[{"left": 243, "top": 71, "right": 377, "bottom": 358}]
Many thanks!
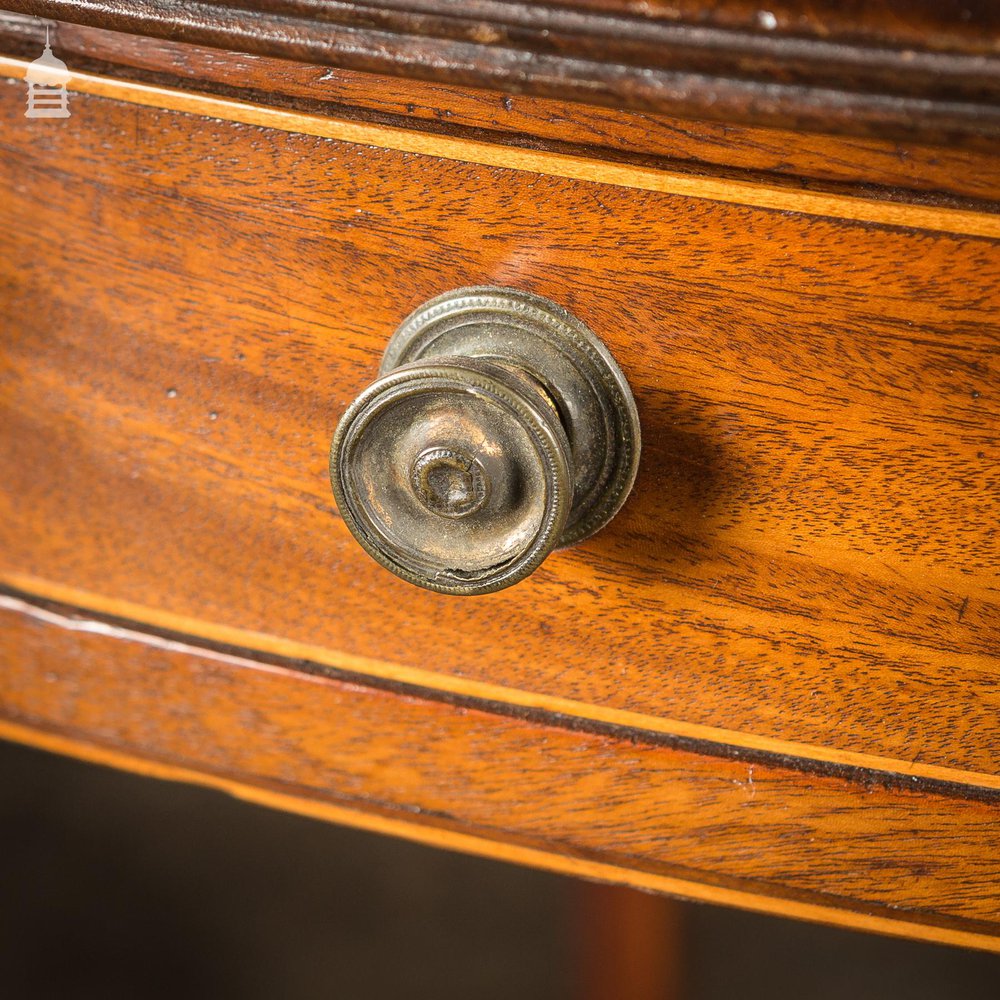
[{"left": 330, "top": 288, "right": 640, "bottom": 595}]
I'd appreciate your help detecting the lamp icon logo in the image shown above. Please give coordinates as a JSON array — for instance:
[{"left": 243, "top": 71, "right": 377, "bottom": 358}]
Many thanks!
[{"left": 25, "top": 27, "right": 70, "bottom": 119}]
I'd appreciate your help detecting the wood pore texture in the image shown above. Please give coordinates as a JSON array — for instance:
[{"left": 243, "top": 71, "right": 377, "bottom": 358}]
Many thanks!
[
  {"left": 0, "top": 32, "right": 998, "bottom": 951},
  {"left": 4, "top": 593, "right": 1000, "bottom": 953},
  {"left": 3, "top": 15, "right": 1000, "bottom": 206},
  {"left": 6, "top": 0, "right": 1000, "bottom": 143}
]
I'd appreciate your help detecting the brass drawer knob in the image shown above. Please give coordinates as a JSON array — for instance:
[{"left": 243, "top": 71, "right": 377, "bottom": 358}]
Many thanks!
[{"left": 330, "top": 287, "right": 640, "bottom": 595}]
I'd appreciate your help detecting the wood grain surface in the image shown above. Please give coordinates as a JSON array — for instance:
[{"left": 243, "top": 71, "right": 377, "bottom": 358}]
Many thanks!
[
  {"left": 3, "top": 591, "right": 1000, "bottom": 952},
  {"left": 527, "top": 0, "right": 1000, "bottom": 54},
  {"left": 4, "top": 16, "right": 1000, "bottom": 206},
  {"left": 0, "top": 82, "right": 997, "bottom": 793},
  {"left": 2, "top": 59, "right": 998, "bottom": 241},
  {"left": 5, "top": 0, "right": 1000, "bottom": 144}
]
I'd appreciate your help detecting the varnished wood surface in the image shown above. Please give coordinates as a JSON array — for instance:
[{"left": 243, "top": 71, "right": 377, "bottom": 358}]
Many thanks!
[
  {"left": 3, "top": 16, "right": 999, "bottom": 207},
  {"left": 5, "top": 0, "right": 1000, "bottom": 143},
  {"left": 0, "top": 82, "right": 997, "bottom": 792},
  {"left": 3, "top": 58, "right": 998, "bottom": 242},
  {"left": 539, "top": 1, "right": 1000, "bottom": 54},
  {"left": 3, "top": 591, "right": 1000, "bottom": 952},
  {"left": 234, "top": 0, "right": 1000, "bottom": 56}
]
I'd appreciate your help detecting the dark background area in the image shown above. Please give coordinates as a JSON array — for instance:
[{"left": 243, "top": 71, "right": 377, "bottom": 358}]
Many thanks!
[{"left": 1, "top": 739, "right": 997, "bottom": 1000}]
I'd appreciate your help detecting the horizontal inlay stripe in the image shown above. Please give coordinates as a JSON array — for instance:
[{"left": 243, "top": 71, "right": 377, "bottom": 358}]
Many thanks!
[
  {"left": 0, "top": 57, "right": 998, "bottom": 239},
  {"left": 3, "top": 593, "right": 1000, "bottom": 953},
  {"left": 3, "top": 717, "right": 995, "bottom": 954},
  {"left": 5, "top": 573, "right": 999, "bottom": 794}
]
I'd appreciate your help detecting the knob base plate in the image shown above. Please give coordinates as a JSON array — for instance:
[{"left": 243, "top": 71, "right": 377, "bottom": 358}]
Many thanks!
[{"left": 381, "top": 287, "right": 641, "bottom": 548}]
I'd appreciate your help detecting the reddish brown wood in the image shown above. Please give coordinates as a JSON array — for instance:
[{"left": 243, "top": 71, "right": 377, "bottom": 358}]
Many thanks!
[
  {"left": 2, "top": 17, "right": 997, "bottom": 205},
  {"left": 3, "top": 591, "right": 1000, "bottom": 950},
  {"left": 4, "top": 0, "right": 1000, "bottom": 143},
  {"left": 537, "top": 1, "right": 1000, "bottom": 54},
  {"left": 0, "top": 84, "right": 996, "bottom": 788}
]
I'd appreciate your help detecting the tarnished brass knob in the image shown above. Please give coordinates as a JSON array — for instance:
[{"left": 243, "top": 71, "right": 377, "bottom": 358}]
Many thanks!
[{"left": 330, "top": 288, "right": 640, "bottom": 595}]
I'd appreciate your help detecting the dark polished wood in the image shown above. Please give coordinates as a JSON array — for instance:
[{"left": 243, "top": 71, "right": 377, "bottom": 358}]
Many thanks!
[
  {"left": 3, "top": 15, "right": 1000, "bottom": 207},
  {"left": 532, "top": 0, "right": 1000, "bottom": 53},
  {"left": 4, "top": 0, "right": 1000, "bottom": 143}
]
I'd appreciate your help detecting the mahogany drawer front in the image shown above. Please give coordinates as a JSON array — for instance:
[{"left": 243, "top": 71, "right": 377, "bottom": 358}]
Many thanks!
[
  {"left": 4, "top": 592, "right": 1000, "bottom": 951},
  {"left": 1, "top": 77, "right": 998, "bottom": 785},
  {"left": 1, "top": 66, "right": 1000, "bottom": 950}
]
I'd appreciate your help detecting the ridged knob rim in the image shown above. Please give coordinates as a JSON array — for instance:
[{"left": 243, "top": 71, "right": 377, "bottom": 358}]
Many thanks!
[{"left": 330, "top": 358, "right": 573, "bottom": 595}]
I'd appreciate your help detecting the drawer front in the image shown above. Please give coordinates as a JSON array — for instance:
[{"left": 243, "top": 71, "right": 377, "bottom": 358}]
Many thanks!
[
  {"left": 1, "top": 77, "right": 997, "bottom": 786},
  {"left": 4, "top": 592, "right": 1000, "bottom": 948},
  {"left": 2, "top": 68, "right": 1000, "bottom": 950}
]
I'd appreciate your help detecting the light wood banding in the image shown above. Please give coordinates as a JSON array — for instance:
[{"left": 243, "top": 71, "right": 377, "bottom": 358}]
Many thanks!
[{"left": 4, "top": 591, "right": 1000, "bottom": 953}]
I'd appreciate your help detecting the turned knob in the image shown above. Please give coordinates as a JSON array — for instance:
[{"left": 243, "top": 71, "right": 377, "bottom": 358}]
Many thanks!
[{"left": 330, "top": 287, "right": 640, "bottom": 595}]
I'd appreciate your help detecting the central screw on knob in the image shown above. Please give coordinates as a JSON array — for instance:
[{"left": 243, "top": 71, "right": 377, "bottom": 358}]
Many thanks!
[{"left": 410, "top": 447, "right": 489, "bottom": 518}]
